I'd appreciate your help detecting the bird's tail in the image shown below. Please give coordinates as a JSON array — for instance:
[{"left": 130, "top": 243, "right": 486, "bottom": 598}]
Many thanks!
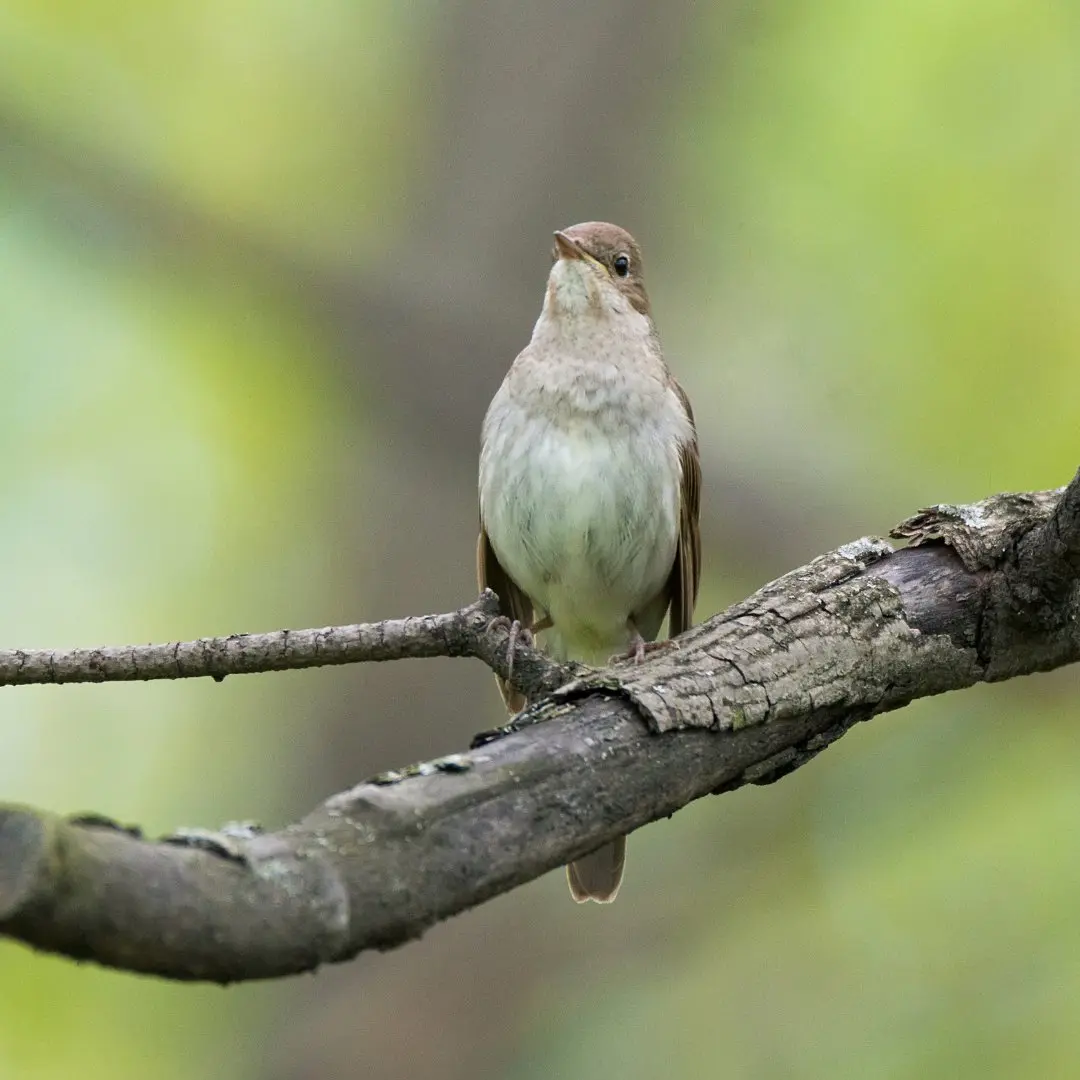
[{"left": 566, "top": 837, "right": 626, "bottom": 903}]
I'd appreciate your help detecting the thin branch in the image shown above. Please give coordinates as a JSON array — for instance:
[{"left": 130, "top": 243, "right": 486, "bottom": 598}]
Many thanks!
[
  {"left": 0, "top": 592, "right": 575, "bottom": 703},
  {"left": 1, "top": 473, "right": 1079, "bottom": 982}
]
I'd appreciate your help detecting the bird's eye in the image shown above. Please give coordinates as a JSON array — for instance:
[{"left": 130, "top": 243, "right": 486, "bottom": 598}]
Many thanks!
[{"left": 613, "top": 253, "right": 631, "bottom": 277}]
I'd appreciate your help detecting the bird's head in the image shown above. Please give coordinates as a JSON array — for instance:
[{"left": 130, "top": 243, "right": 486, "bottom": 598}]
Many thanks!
[{"left": 544, "top": 221, "right": 651, "bottom": 321}]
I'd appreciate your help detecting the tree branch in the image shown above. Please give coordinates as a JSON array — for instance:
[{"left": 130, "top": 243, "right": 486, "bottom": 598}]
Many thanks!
[
  {"left": 2, "top": 472, "right": 1078, "bottom": 982},
  {"left": 0, "top": 593, "right": 574, "bottom": 703}
]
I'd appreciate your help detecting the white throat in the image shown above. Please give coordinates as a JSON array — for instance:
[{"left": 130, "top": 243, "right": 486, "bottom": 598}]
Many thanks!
[
  {"left": 544, "top": 258, "right": 634, "bottom": 317},
  {"left": 534, "top": 259, "right": 650, "bottom": 353}
]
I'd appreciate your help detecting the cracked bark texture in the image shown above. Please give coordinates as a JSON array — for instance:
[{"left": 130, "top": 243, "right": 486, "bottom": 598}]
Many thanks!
[{"left": 1, "top": 473, "right": 1078, "bottom": 983}]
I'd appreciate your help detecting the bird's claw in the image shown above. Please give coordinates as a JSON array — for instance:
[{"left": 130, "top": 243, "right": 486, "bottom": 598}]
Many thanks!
[
  {"left": 485, "top": 615, "right": 534, "bottom": 682},
  {"left": 610, "top": 636, "right": 676, "bottom": 667},
  {"left": 505, "top": 619, "right": 536, "bottom": 682}
]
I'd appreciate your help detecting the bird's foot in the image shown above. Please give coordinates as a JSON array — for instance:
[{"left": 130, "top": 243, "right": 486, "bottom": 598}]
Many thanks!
[
  {"left": 486, "top": 614, "right": 552, "bottom": 681},
  {"left": 505, "top": 619, "right": 532, "bottom": 682},
  {"left": 485, "top": 616, "right": 531, "bottom": 681},
  {"left": 611, "top": 628, "right": 677, "bottom": 666}
]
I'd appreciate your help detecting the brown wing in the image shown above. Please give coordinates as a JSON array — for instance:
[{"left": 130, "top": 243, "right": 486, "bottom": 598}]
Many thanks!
[
  {"left": 477, "top": 527, "right": 532, "bottom": 713},
  {"left": 666, "top": 379, "right": 702, "bottom": 637}
]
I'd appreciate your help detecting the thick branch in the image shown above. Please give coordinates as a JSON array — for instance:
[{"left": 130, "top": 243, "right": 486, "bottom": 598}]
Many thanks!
[{"left": 2, "top": 473, "right": 1079, "bottom": 982}]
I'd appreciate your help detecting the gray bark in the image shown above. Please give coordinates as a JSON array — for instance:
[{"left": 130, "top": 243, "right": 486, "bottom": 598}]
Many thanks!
[
  {"left": 0, "top": 593, "right": 571, "bottom": 699},
  {"left": 1, "top": 472, "right": 1077, "bottom": 982}
]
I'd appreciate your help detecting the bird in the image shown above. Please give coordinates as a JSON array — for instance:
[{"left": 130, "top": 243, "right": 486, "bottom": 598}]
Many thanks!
[{"left": 477, "top": 221, "right": 701, "bottom": 903}]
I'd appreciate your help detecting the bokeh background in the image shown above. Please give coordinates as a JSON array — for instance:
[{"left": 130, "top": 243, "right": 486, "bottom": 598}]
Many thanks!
[{"left": 2, "top": 2, "right": 1079, "bottom": 1077}]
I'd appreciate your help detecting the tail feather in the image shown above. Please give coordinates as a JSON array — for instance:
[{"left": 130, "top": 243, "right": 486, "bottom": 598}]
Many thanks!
[{"left": 566, "top": 837, "right": 626, "bottom": 903}]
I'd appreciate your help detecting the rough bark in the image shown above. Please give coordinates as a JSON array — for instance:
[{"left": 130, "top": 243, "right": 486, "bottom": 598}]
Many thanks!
[{"left": 1, "top": 472, "right": 1078, "bottom": 982}]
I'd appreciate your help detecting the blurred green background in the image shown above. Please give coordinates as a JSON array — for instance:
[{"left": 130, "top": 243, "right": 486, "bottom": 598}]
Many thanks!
[{"left": 1, "top": 1, "right": 1078, "bottom": 1077}]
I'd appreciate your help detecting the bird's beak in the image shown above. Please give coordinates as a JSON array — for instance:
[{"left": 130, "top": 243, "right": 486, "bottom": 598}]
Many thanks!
[{"left": 553, "top": 231, "right": 586, "bottom": 262}]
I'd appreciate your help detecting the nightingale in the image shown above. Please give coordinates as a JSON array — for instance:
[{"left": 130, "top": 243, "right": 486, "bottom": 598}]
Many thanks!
[{"left": 477, "top": 221, "right": 701, "bottom": 903}]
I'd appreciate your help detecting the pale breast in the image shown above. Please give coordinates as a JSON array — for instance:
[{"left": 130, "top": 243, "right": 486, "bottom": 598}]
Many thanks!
[{"left": 480, "top": 358, "right": 689, "bottom": 660}]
